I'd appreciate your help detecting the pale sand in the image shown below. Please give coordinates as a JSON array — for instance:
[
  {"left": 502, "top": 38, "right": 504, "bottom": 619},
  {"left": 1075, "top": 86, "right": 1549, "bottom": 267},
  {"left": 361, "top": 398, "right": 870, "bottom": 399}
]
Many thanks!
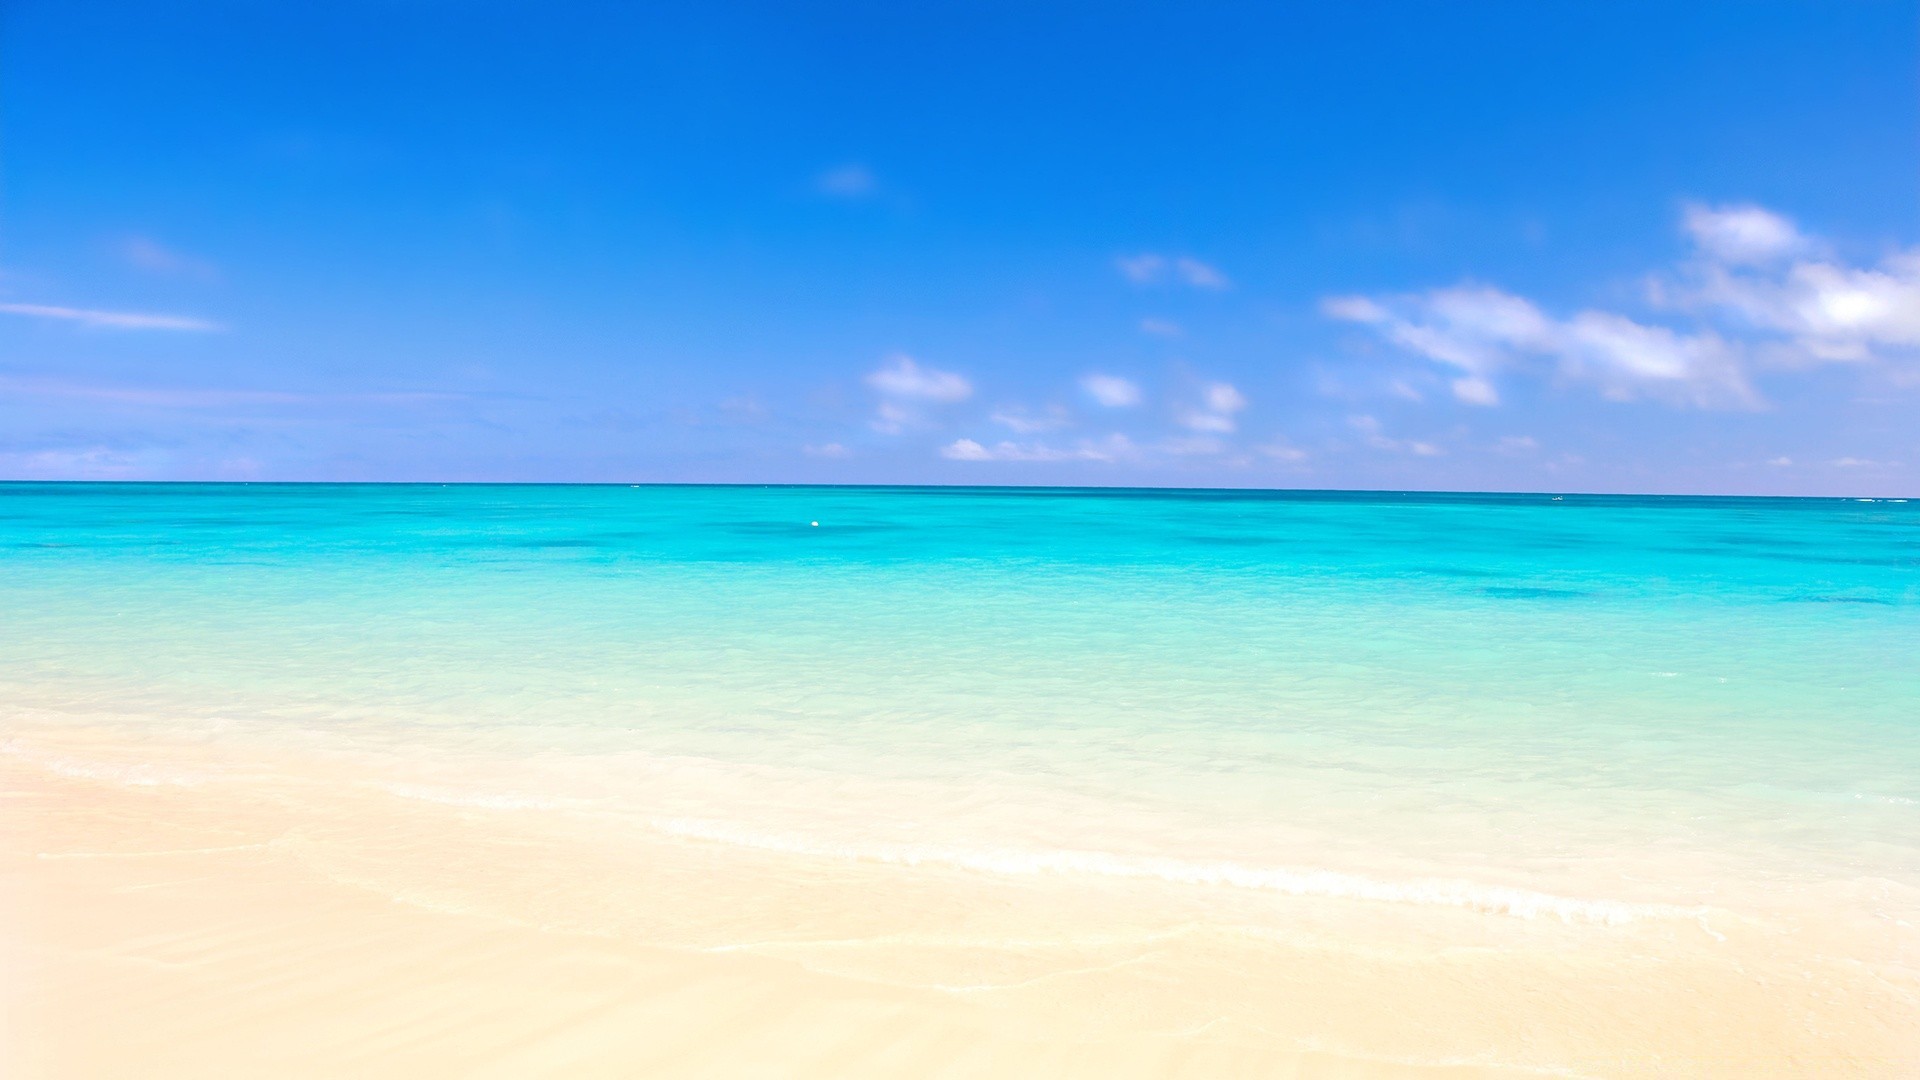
[{"left": 4, "top": 740, "right": 1916, "bottom": 1078}]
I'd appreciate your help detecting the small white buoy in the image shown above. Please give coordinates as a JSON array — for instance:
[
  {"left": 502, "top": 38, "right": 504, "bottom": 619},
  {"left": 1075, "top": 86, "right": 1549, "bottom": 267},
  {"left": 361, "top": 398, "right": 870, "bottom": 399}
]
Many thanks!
[{"left": 811, "top": 521, "right": 819, "bottom": 527}]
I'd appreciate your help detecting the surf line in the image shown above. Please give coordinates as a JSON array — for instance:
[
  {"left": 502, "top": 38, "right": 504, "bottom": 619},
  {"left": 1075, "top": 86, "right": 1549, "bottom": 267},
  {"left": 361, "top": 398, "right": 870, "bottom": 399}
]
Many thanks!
[{"left": 649, "top": 816, "right": 1702, "bottom": 926}]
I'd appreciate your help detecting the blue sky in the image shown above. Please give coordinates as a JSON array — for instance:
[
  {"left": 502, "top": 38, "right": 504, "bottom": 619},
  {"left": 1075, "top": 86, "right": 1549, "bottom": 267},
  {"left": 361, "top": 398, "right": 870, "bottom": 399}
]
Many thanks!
[{"left": 2, "top": 1, "right": 1915, "bottom": 493}]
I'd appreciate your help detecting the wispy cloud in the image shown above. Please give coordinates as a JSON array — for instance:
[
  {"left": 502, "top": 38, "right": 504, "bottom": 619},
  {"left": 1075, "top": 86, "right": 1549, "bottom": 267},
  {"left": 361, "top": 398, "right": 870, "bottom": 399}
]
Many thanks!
[
  {"left": 1139, "top": 317, "right": 1182, "bottom": 337},
  {"left": 1115, "top": 253, "right": 1230, "bottom": 289},
  {"left": 1081, "top": 373, "right": 1142, "bottom": 407},
  {"left": 990, "top": 405, "right": 1070, "bottom": 433},
  {"left": 1326, "top": 202, "right": 1920, "bottom": 409},
  {"left": 870, "top": 400, "right": 915, "bottom": 434},
  {"left": 816, "top": 163, "right": 877, "bottom": 198},
  {"left": 1173, "top": 257, "right": 1229, "bottom": 289},
  {"left": 941, "top": 434, "right": 1138, "bottom": 463},
  {"left": 1177, "top": 381, "right": 1247, "bottom": 432},
  {"left": 0, "top": 302, "right": 221, "bottom": 332},
  {"left": 802, "top": 442, "right": 851, "bottom": 458},
  {"left": 1323, "top": 284, "right": 1751, "bottom": 408},
  {"left": 1658, "top": 207, "right": 1920, "bottom": 364},
  {"left": 866, "top": 354, "right": 971, "bottom": 402},
  {"left": 865, "top": 353, "right": 971, "bottom": 433},
  {"left": 1681, "top": 203, "right": 1808, "bottom": 265},
  {"left": 1350, "top": 414, "right": 1442, "bottom": 456}
]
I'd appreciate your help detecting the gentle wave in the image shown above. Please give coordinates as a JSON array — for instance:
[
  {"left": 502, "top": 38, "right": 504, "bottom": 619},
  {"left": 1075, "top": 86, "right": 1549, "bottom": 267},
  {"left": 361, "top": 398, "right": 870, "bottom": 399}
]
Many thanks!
[{"left": 651, "top": 816, "right": 1683, "bottom": 925}]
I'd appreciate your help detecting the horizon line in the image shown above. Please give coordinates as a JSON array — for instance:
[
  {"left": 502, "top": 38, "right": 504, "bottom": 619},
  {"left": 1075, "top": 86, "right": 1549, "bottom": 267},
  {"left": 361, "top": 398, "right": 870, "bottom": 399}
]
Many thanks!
[{"left": 0, "top": 479, "right": 1910, "bottom": 502}]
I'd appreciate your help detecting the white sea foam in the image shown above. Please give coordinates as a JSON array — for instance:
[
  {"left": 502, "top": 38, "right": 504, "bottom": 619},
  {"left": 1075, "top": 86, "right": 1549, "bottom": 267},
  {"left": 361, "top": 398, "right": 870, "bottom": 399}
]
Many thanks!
[{"left": 650, "top": 816, "right": 1678, "bottom": 925}]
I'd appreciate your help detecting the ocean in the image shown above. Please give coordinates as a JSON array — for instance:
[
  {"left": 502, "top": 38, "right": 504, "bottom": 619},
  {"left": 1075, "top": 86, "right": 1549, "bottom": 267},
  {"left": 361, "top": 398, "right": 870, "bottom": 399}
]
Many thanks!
[{"left": 6, "top": 482, "right": 1917, "bottom": 1075}]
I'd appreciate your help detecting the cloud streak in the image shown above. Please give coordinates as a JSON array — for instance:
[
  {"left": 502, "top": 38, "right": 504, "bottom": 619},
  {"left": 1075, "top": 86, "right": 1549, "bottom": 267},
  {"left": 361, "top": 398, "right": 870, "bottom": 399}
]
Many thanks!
[
  {"left": 990, "top": 405, "right": 1070, "bottom": 433},
  {"left": 0, "top": 302, "right": 222, "bottom": 332},
  {"left": 866, "top": 353, "right": 971, "bottom": 433},
  {"left": 1081, "top": 373, "right": 1141, "bottom": 407},
  {"left": 1115, "top": 254, "right": 1230, "bottom": 289}
]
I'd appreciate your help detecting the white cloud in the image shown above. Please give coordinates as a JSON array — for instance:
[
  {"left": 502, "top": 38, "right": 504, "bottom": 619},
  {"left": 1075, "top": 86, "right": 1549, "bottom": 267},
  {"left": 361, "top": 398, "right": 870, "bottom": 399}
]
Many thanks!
[
  {"left": 1258, "top": 441, "right": 1308, "bottom": 463},
  {"left": 1324, "top": 202, "right": 1920, "bottom": 408},
  {"left": 1203, "top": 382, "right": 1246, "bottom": 413},
  {"left": 1174, "top": 257, "right": 1229, "bottom": 289},
  {"left": 864, "top": 355, "right": 971, "bottom": 434},
  {"left": 1768, "top": 456, "right": 1793, "bottom": 467},
  {"left": 0, "top": 302, "right": 221, "bottom": 332},
  {"left": 803, "top": 442, "right": 851, "bottom": 458},
  {"left": 1139, "top": 317, "right": 1182, "bottom": 337},
  {"left": 816, "top": 163, "right": 876, "bottom": 198},
  {"left": 1682, "top": 203, "right": 1806, "bottom": 265},
  {"left": 1557, "top": 311, "right": 1748, "bottom": 404},
  {"left": 941, "top": 438, "right": 993, "bottom": 461},
  {"left": 1451, "top": 375, "right": 1501, "bottom": 405},
  {"left": 1116, "top": 253, "right": 1229, "bottom": 289},
  {"left": 1081, "top": 373, "right": 1142, "bottom": 407},
  {"left": 940, "top": 434, "right": 1138, "bottom": 463},
  {"left": 1678, "top": 250, "right": 1920, "bottom": 363},
  {"left": 1321, "top": 295, "right": 1388, "bottom": 323},
  {"left": 867, "top": 354, "right": 971, "bottom": 402},
  {"left": 1179, "top": 381, "right": 1247, "bottom": 432},
  {"left": 1324, "top": 284, "right": 1753, "bottom": 408}
]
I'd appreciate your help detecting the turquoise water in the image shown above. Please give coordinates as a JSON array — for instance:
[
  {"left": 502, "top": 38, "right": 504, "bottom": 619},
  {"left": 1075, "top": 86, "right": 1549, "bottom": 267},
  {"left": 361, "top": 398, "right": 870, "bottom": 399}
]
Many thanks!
[{"left": 5, "top": 483, "right": 1918, "bottom": 920}]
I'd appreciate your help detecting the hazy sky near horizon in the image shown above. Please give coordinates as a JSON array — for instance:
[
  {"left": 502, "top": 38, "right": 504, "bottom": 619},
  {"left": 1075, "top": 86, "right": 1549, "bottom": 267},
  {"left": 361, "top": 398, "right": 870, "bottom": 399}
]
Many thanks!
[{"left": 2, "top": 1, "right": 1916, "bottom": 493}]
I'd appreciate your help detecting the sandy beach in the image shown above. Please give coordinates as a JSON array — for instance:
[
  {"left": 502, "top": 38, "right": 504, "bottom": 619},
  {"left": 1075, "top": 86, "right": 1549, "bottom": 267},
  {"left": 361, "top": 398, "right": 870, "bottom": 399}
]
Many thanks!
[{"left": 7, "top": 728, "right": 1914, "bottom": 1078}]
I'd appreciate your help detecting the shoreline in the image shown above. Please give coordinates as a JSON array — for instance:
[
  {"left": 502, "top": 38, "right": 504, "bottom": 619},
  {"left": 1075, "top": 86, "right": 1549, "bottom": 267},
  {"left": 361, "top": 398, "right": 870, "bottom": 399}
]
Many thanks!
[{"left": 7, "top": 732, "right": 1914, "bottom": 1078}]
